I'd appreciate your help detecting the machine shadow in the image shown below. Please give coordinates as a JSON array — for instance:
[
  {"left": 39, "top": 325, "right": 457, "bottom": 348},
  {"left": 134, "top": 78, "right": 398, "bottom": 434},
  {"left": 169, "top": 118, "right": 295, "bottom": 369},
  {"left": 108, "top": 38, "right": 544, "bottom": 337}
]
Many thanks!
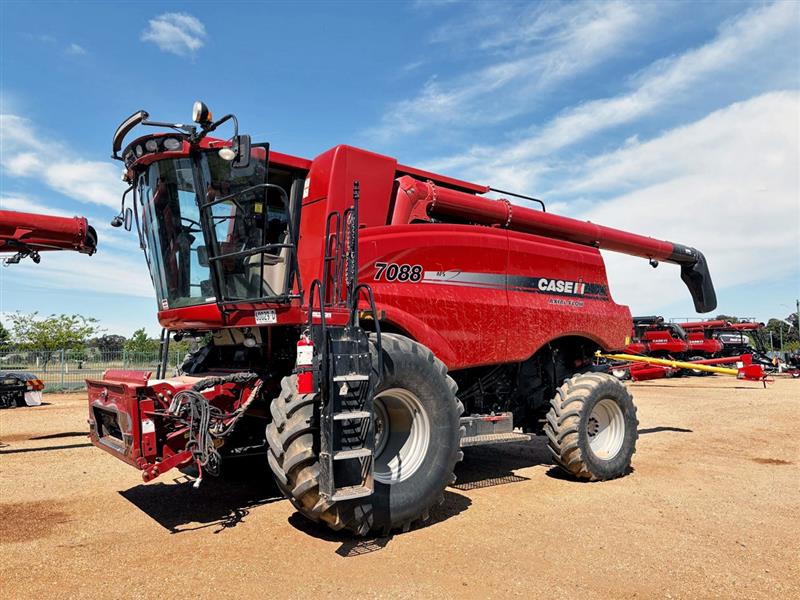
[
  {"left": 119, "top": 456, "right": 284, "bottom": 534},
  {"left": 0, "top": 442, "right": 93, "bottom": 455},
  {"left": 453, "top": 436, "right": 552, "bottom": 491},
  {"left": 30, "top": 431, "right": 88, "bottom": 440},
  {"left": 286, "top": 489, "right": 472, "bottom": 557},
  {"left": 638, "top": 426, "right": 693, "bottom": 435},
  {"left": 287, "top": 438, "right": 553, "bottom": 554}
]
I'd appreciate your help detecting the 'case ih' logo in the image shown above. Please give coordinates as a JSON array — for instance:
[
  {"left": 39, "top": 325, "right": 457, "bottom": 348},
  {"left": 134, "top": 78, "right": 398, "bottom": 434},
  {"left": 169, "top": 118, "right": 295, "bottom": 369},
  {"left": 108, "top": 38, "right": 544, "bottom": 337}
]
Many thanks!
[{"left": 537, "top": 278, "right": 586, "bottom": 295}]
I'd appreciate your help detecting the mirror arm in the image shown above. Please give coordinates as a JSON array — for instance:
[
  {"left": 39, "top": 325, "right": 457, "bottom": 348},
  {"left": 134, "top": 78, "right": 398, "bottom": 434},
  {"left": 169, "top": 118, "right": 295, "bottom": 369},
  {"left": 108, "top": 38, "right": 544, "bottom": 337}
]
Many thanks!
[
  {"left": 142, "top": 119, "right": 196, "bottom": 136},
  {"left": 111, "top": 185, "right": 133, "bottom": 227},
  {"left": 132, "top": 184, "right": 146, "bottom": 250},
  {"left": 193, "top": 114, "right": 238, "bottom": 142}
]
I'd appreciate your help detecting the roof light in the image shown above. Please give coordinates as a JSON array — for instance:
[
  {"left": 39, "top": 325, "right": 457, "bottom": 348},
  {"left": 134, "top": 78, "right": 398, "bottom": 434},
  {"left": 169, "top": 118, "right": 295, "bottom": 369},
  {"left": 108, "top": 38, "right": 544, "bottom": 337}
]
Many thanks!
[
  {"left": 192, "top": 100, "right": 212, "bottom": 125},
  {"left": 163, "top": 137, "right": 181, "bottom": 151},
  {"left": 135, "top": 145, "right": 144, "bottom": 157},
  {"left": 145, "top": 139, "right": 158, "bottom": 152}
]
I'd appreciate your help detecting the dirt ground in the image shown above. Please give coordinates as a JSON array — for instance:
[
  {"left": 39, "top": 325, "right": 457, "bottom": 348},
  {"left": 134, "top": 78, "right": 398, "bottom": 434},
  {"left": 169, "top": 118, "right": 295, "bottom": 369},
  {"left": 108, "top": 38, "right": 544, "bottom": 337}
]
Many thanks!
[{"left": 1, "top": 377, "right": 798, "bottom": 599}]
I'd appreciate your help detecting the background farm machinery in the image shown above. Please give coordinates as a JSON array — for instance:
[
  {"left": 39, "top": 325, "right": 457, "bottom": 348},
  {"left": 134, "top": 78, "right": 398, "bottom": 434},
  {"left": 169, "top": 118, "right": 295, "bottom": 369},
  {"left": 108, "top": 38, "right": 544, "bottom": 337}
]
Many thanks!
[{"left": 609, "top": 316, "right": 776, "bottom": 382}]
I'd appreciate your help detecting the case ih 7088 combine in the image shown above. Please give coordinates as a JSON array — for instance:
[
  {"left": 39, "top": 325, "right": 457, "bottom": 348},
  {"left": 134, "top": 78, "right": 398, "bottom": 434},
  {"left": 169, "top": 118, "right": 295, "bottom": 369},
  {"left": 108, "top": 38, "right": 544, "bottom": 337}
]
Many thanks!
[{"left": 87, "top": 103, "right": 716, "bottom": 535}]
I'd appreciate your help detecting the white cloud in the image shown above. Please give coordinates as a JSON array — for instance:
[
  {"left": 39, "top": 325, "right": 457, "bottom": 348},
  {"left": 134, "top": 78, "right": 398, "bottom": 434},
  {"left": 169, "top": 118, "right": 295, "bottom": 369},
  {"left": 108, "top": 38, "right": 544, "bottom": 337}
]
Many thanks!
[
  {"left": 6, "top": 248, "right": 154, "bottom": 300},
  {"left": 425, "top": 1, "right": 799, "bottom": 189},
  {"left": 43, "top": 161, "right": 122, "bottom": 208},
  {"left": 0, "top": 114, "right": 121, "bottom": 209},
  {"left": 3, "top": 152, "right": 43, "bottom": 176},
  {"left": 65, "top": 43, "right": 87, "bottom": 55},
  {"left": 574, "top": 92, "right": 799, "bottom": 314},
  {"left": 365, "top": 1, "right": 646, "bottom": 141},
  {"left": 509, "top": 1, "right": 798, "bottom": 159},
  {"left": 0, "top": 195, "right": 72, "bottom": 217},
  {"left": 141, "top": 12, "right": 206, "bottom": 57}
]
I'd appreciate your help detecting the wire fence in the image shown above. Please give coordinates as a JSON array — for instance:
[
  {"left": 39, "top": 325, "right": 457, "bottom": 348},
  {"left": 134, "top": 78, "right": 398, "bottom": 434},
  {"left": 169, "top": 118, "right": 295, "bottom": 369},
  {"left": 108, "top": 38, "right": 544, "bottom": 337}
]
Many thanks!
[{"left": 0, "top": 348, "right": 186, "bottom": 392}]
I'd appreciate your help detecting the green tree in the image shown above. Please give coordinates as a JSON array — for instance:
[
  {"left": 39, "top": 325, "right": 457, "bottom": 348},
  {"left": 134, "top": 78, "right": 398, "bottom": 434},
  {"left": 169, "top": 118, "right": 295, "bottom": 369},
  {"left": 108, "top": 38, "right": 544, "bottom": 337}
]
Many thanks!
[
  {"left": 0, "top": 322, "right": 10, "bottom": 347},
  {"left": 124, "top": 328, "right": 160, "bottom": 354},
  {"left": 90, "top": 334, "right": 127, "bottom": 355},
  {"left": 764, "top": 315, "right": 799, "bottom": 352},
  {"left": 8, "top": 312, "right": 101, "bottom": 370},
  {"left": 715, "top": 314, "right": 740, "bottom": 323}
]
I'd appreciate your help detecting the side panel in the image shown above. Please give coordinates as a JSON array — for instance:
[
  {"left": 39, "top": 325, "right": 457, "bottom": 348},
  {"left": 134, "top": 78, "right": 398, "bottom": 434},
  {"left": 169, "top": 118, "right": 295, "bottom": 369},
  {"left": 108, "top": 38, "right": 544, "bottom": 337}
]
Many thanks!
[
  {"left": 505, "top": 230, "right": 631, "bottom": 358},
  {"left": 643, "top": 331, "right": 689, "bottom": 354},
  {"left": 299, "top": 145, "right": 398, "bottom": 294},
  {"left": 359, "top": 225, "right": 509, "bottom": 370}
]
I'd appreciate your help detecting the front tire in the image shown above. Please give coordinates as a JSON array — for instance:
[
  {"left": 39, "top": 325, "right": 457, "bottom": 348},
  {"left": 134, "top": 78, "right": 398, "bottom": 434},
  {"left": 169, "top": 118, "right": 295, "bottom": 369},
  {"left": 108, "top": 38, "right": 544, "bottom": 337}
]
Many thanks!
[
  {"left": 688, "top": 356, "right": 710, "bottom": 376},
  {"left": 544, "top": 373, "right": 638, "bottom": 481},
  {"left": 266, "top": 333, "right": 464, "bottom": 535}
]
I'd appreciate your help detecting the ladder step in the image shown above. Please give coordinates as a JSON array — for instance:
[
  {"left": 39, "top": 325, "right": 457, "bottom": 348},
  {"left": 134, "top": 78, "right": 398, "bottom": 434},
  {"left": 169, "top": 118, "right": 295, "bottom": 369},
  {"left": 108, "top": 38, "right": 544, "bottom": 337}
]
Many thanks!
[
  {"left": 332, "top": 484, "right": 373, "bottom": 501},
  {"left": 333, "top": 410, "right": 371, "bottom": 421},
  {"left": 332, "top": 374, "right": 370, "bottom": 382},
  {"left": 460, "top": 431, "right": 532, "bottom": 448},
  {"left": 333, "top": 448, "right": 372, "bottom": 461}
]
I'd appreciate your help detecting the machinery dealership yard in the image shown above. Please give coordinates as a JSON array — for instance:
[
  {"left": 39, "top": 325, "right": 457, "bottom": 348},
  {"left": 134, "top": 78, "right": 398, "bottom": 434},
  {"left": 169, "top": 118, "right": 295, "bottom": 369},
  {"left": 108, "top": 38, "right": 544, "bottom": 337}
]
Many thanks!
[{"left": 1, "top": 378, "right": 797, "bottom": 599}]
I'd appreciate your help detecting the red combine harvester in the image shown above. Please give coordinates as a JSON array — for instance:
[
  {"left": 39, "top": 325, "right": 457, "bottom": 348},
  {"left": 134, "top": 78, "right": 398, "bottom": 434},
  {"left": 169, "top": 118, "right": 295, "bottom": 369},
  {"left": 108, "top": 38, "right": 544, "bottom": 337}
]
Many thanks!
[
  {"left": 615, "top": 317, "right": 771, "bottom": 381},
  {"left": 0, "top": 210, "right": 97, "bottom": 264},
  {"left": 625, "top": 316, "right": 723, "bottom": 360},
  {"left": 627, "top": 316, "right": 691, "bottom": 357},
  {"left": 86, "top": 103, "right": 717, "bottom": 535},
  {"left": 674, "top": 318, "right": 772, "bottom": 364}
]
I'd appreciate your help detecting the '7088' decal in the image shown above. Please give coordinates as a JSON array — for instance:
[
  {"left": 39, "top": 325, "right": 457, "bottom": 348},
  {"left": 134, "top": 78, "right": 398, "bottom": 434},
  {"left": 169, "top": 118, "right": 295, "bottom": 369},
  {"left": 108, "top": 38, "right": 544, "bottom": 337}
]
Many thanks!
[
  {"left": 374, "top": 262, "right": 424, "bottom": 282},
  {"left": 372, "top": 263, "right": 608, "bottom": 302}
]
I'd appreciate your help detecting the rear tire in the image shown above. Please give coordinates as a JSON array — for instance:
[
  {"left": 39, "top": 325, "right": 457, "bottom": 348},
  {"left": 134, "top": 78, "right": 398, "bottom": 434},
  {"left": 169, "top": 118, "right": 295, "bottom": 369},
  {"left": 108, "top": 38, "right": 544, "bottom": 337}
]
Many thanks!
[
  {"left": 544, "top": 373, "right": 638, "bottom": 481},
  {"left": 266, "top": 333, "right": 464, "bottom": 535}
]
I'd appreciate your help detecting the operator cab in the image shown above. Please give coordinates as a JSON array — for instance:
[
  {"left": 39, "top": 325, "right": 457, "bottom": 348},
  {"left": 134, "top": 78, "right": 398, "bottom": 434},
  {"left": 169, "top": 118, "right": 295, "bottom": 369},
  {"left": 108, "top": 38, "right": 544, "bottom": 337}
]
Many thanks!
[{"left": 112, "top": 103, "right": 306, "bottom": 312}]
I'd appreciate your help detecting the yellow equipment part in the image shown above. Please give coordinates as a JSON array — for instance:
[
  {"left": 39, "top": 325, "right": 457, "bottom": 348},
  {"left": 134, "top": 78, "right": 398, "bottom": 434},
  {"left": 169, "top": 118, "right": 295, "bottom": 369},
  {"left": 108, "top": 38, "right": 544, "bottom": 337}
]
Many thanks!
[{"left": 595, "top": 352, "right": 740, "bottom": 376}]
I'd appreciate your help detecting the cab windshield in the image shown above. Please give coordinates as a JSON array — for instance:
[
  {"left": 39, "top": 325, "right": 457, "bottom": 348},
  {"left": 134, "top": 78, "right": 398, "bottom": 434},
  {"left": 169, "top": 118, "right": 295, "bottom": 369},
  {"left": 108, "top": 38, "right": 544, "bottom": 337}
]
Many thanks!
[
  {"left": 136, "top": 147, "right": 298, "bottom": 309},
  {"left": 138, "top": 158, "right": 206, "bottom": 308}
]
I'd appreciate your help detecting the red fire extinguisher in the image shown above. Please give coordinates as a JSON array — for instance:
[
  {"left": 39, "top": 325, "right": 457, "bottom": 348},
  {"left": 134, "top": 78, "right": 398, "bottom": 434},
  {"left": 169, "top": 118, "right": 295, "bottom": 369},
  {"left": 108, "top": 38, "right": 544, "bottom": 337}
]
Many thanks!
[{"left": 296, "top": 331, "right": 315, "bottom": 394}]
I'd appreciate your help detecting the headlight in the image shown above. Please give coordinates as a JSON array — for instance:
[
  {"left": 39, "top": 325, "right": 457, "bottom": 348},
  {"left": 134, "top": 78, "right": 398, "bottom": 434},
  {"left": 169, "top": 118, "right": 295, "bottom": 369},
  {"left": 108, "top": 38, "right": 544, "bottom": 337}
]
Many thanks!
[
  {"left": 163, "top": 137, "right": 181, "bottom": 151},
  {"left": 218, "top": 147, "right": 236, "bottom": 161},
  {"left": 145, "top": 139, "right": 158, "bottom": 152}
]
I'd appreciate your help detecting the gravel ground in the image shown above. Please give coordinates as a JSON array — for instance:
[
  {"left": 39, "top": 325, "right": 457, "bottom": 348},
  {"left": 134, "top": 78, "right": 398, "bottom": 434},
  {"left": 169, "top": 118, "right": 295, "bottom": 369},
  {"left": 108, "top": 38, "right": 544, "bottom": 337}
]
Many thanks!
[{"left": 1, "top": 377, "right": 798, "bottom": 599}]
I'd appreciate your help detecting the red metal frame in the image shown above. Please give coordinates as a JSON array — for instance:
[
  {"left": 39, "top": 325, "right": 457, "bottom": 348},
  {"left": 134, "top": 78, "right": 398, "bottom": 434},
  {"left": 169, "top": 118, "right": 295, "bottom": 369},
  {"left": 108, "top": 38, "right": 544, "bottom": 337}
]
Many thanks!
[{"left": 0, "top": 210, "right": 97, "bottom": 255}]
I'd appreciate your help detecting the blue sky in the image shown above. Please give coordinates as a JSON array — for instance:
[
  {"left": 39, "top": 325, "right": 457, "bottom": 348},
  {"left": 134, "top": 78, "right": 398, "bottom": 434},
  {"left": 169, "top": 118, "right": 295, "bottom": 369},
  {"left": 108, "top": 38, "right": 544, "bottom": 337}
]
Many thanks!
[{"left": 1, "top": 0, "right": 798, "bottom": 336}]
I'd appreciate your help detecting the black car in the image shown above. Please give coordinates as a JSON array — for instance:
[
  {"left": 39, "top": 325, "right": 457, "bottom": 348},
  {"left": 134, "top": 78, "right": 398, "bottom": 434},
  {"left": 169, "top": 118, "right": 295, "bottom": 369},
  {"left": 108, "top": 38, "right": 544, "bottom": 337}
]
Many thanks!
[{"left": 0, "top": 371, "right": 44, "bottom": 408}]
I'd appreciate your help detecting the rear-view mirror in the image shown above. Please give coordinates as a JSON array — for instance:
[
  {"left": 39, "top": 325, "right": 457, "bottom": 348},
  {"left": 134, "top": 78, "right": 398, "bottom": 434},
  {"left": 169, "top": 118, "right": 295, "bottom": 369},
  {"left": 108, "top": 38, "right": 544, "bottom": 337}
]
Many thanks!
[
  {"left": 232, "top": 134, "right": 251, "bottom": 169},
  {"left": 197, "top": 245, "right": 209, "bottom": 267}
]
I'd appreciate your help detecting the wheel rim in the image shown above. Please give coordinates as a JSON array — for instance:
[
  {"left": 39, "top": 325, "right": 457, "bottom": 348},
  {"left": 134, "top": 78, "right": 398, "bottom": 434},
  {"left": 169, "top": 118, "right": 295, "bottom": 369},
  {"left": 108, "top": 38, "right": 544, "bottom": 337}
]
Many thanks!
[
  {"left": 372, "top": 388, "right": 431, "bottom": 485},
  {"left": 586, "top": 398, "right": 625, "bottom": 460}
]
